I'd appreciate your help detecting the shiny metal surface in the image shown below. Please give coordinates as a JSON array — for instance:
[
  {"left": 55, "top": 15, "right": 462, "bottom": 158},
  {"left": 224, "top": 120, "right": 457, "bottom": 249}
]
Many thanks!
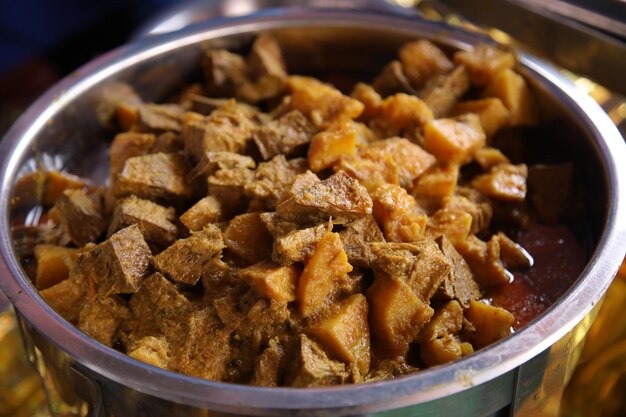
[
  {"left": 0, "top": 8, "right": 625, "bottom": 417},
  {"left": 436, "top": 0, "right": 626, "bottom": 95}
]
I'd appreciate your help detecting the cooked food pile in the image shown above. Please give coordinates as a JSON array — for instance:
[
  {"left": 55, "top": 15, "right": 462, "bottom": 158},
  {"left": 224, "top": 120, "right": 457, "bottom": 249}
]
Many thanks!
[{"left": 25, "top": 34, "right": 566, "bottom": 386}]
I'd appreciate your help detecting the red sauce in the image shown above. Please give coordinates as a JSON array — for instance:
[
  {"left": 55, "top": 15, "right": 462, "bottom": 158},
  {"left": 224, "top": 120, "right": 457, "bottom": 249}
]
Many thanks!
[{"left": 491, "top": 224, "right": 588, "bottom": 328}]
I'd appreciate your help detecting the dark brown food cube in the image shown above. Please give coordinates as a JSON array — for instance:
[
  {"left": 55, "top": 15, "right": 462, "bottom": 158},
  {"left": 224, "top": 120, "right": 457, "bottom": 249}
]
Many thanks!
[
  {"left": 373, "top": 60, "right": 417, "bottom": 97},
  {"left": 109, "top": 132, "right": 156, "bottom": 179},
  {"left": 114, "top": 152, "right": 193, "bottom": 206},
  {"left": 273, "top": 223, "right": 330, "bottom": 265},
  {"left": 153, "top": 224, "right": 224, "bottom": 285},
  {"left": 203, "top": 49, "right": 247, "bottom": 97},
  {"left": 339, "top": 215, "right": 385, "bottom": 268},
  {"left": 253, "top": 110, "right": 317, "bottom": 160},
  {"left": 179, "top": 195, "right": 225, "bottom": 232},
  {"left": 95, "top": 82, "right": 142, "bottom": 128},
  {"left": 138, "top": 103, "right": 185, "bottom": 132},
  {"left": 107, "top": 195, "right": 178, "bottom": 248},
  {"left": 176, "top": 308, "right": 231, "bottom": 380},
  {"left": 435, "top": 236, "right": 481, "bottom": 308},
  {"left": 190, "top": 151, "right": 256, "bottom": 181},
  {"left": 202, "top": 101, "right": 258, "bottom": 154},
  {"left": 189, "top": 95, "right": 230, "bottom": 115},
  {"left": 77, "top": 295, "right": 129, "bottom": 347},
  {"left": 370, "top": 240, "right": 451, "bottom": 301},
  {"left": 250, "top": 337, "right": 285, "bottom": 387},
  {"left": 93, "top": 224, "right": 152, "bottom": 295},
  {"left": 276, "top": 171, "right": 372, "bottom": 224},
  {"left": 419, "top": 65, "right": 471, "bottom": 118},
  {"left": 128, "top": 272, "right": 193, "bottom": 340},
  {"left": 244, "top": 156, "right": 307, "bottom": 209},
  {"left": 286, "top": 334, "right": 348, "bottom": 387},
  {"left": 207, "top": 166, "right": 254, "bottom": 213},
  {"left": 54, "top": 189, "right": 106, "bottom": 246}
]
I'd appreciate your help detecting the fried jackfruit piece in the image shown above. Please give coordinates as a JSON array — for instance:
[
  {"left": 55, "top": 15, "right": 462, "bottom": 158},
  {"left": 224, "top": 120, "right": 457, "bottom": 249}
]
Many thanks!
[
  {"left": 40, "top": 277, "right": 86, "bottom": 324},
  {"left": 223, "top": 213, "right": 272, "bottom": 265},
  {"left": 297, "top": 231, "right": 353, "bottom": 318},
  {"left": 372, "top": 184, "right": 427, "bottom": 243},
  {"left": 465, "top": 300, "right": 514, "bottom": 348},
  {"left": 272, "top": 223, "right": 330, "bottom": 265},
  {"left": 367, "top": 272, "right": 434, "bottom": 357},
  {"left": 107, "top": 195, "right": 178, "bottom": 248},
  {"left": 277, "top": 171, "right": 372, "bottom": 224},
  {"left": 483, "top": 68, "right": 538, "bottom": 127},
  {"left": 238, "top": 260, "right": 300, "bottom": 303},
  {"left": 454, "top": 44, "right": 515, "bottom": 87},
  {"left": 287, "top": 75, "right": 364, "bottom": 127},
  {"left": 54, "top": 189, "right": 106, "bottom": 246},
  {"left": 309, "top": 294, "right": 371, "bottom": 375},
  {"left": 418, "top": 300, "right": 464, "bottom": 366},
  {"left": 411, "top": 163, "right": 459, "bottom": 210},
  {"left": 450, "top": 98, "right": 510, "bottom": 138},
  {"left": 371, "top": 93, "right": 434, "bottom": 138},
  {"left": 287, "top": 334, "right": 348, "bottom": 387},
  {"left": 308, "top": 121, "right": 358, "bottom": 172},
  {"left": 179, "top": 195, "right": 225, "bottom": 232},
  {"left": 350, "top": 82, "right": 382, "bottom": 120},
  {"left": 471, "top": 163, "right": 528, "bottom": 202},
  {"left": 423, "top": 114, "right": 486, "bottom": 165},
  {"left": 362, "top": 138, "right": 436, "bottom": 187},
  {"left": 114, "top": 152, "right": 192, "bottom": 206},
  {"left": 128, "top": 336, "right": 171, "bottom": 370},
  {"left": 34, "top": 244, "right": 78, "bottom": 290},
  {"left": 399, "top": 40, "right": 454, "bottom": 88},
  {"left": 253, "top": 110, "right": 317, "bottom": 160},
  {"left": 153, "top": 225, "right": 224, "bottom": 285}
]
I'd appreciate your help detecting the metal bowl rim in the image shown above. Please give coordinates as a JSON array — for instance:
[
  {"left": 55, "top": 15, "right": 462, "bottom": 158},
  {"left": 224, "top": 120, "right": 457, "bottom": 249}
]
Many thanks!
[{"left": 1, "top": 7, "right": 625, "bottom": 414}]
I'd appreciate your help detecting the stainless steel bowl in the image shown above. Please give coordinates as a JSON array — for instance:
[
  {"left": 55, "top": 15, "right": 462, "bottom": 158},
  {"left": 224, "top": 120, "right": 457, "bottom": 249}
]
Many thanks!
[{"left": 1, "top": 8, "right": 625, "bottom": 417}]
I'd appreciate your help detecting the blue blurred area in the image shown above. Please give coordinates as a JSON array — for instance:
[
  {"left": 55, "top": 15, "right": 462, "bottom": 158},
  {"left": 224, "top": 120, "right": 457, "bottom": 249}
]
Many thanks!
[{"left": 0, "top": 0, "right": 180, "bottom": 73}]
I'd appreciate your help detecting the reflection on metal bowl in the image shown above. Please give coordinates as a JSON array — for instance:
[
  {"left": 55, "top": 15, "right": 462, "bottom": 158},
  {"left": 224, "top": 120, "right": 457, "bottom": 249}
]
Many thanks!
[{"left": 0, "top": 8, "right": 625, "bottom": 417}]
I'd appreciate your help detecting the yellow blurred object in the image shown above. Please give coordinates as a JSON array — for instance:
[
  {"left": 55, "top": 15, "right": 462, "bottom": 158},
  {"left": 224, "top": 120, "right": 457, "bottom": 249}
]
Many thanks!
[
  {"left": 560, "top": 258, "right": 626, "bottom": 417},
  {"left": 0, "top": 308, "right": 47, "bottom": 417}
]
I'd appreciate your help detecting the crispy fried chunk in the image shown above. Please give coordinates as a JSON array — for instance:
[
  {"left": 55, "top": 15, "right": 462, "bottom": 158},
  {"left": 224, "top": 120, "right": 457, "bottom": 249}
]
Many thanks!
[
  {"left": 92, "top": 224, "right": 152, "bottom": 295},
  {"left": 277, "top": 171, "right": 372, "bottom": 224},
  {"left": 107, "top": 195, "right": 178, "bottom": 248},
  {"left": 297, "top": 231, "right": 353, "bottom": 317},
  {"left": 287, "top": 334, "right": 348, "bottom": 387},
  {"left": 114, "top": 152, "right": 192, "bottom": 205},
  {"left": 153, "top": 225, "right": 224, "bottom": 285},
  {"left": 253, "top": 110, "right": 317, "bottom": 160},
  {"left": 287, "top": 76, "right": 364, "bottom": 127},
  {"left": 54, "top": 189, "right": 106, "bottom": 246}
]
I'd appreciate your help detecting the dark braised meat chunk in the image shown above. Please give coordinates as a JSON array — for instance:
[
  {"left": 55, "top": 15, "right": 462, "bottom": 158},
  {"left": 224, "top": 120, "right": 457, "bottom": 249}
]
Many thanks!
[
  {"left": 253, "top": 110, "right": 317, "bottom": 160},
  {"left": 107, "top": 195, "right": 178, "bottom": 248},
  {"left": 277, "top": 171, "right": 373, "bottom": 224},
  {"left": 153, "top": 224, "right": 224, "bottom": 286},
  {"left": 114, "top": 152, "right": 193, "bottom": 206},
  {"left": 54, "top": 189, "right": 106, "bottom": 246}
]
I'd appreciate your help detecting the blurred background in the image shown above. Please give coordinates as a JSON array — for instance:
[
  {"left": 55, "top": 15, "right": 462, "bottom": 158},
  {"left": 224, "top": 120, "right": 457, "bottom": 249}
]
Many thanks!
[{"left": 1, "top": 1, "right": 625, "bottom": 416}]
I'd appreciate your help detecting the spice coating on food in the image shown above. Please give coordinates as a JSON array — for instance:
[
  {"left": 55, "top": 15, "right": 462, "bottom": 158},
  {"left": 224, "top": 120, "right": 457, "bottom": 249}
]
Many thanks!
[{"left": 17, "top": 35, "right": 585, "bottom": 386}]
